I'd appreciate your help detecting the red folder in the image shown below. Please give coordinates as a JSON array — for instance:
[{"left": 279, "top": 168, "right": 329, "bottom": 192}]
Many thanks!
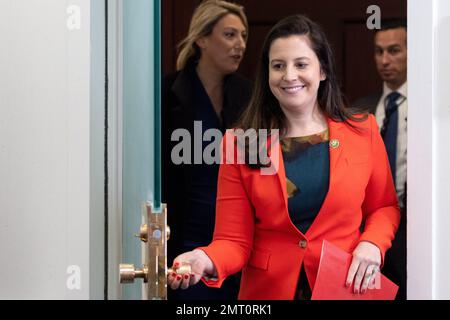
[{"left": 311, "top": 240, "right": 398, "bottom": 300}]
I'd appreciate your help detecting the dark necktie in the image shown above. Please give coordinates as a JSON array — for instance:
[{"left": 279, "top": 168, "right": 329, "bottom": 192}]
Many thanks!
[{"left": 381, "top": 91, "right": 401, "bottom": 186}]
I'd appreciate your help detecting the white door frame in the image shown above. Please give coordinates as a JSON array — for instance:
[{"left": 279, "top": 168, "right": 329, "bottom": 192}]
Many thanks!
[
  {"left": 408, "top": 0, "right": 450, "bottom": 300},
  {"left": 107, "top": 0, "right": 124, "bottom": 300}
]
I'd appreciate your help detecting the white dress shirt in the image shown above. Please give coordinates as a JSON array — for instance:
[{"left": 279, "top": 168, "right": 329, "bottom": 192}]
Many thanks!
[{"left": 375, "top": 81, "right": 407, "bottom": 206}]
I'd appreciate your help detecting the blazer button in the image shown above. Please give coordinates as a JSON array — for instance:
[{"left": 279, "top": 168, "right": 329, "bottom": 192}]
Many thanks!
[{"left": 299, "top": 240, "right": 307, "bottom": 249}]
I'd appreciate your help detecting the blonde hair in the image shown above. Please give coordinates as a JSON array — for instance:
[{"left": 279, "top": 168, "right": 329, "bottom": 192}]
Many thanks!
[{"left": 176, "top": 0, "right": 248, "bottom": 71}]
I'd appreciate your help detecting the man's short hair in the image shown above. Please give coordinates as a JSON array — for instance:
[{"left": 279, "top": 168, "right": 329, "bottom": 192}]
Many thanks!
[{"left": 376, "top": 18, "right": 407, "bottom": 33}]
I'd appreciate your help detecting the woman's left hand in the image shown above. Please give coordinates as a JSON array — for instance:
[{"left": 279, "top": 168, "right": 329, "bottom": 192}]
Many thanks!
[{"left": 346, "top": 241, "right": 381, "bottom": 294}]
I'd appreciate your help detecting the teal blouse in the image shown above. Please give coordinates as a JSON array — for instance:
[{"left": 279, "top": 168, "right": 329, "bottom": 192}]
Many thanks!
[{"left": 281, "top": 129, "right": 330, "bottom": 234}]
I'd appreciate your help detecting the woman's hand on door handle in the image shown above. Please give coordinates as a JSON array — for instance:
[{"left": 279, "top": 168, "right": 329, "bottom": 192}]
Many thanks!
[{"left": 168, "top": 249, "right": 217, "bottom": 290}]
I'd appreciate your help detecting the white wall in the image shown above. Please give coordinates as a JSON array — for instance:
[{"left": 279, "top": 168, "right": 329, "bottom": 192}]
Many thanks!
[
  {"left": 433, "top": 0, "right": 450, "bottom": 300},
  {"left": 408, "top": 0, "right": 450, "bottom": 300},
  {"left": 0, "top": 0, "right": 104, "bottom": 299}
]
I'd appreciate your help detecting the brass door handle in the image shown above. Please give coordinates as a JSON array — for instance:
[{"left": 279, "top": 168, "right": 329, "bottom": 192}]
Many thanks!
[
  {"left": 119, "top": 264, "right": 148, "bottom": 283},
  {"left": 120, "top": 203, "right": 169, "bottom": 299}
]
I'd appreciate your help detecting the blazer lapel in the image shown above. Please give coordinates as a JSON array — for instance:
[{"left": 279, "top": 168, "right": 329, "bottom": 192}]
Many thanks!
[
  {"left": 304, "top": 118, "right": 346, "bottom": 238},
  {"left": 270, "top": 138, "right": 298, "bottom": 233},
  {"left": 170, "top": 65, "right": 196, "bottom": 194},
  {"left": 327, "top": 118, "right": 345, "bottom": 178},
  {"left": 171, "top": 65, "right": 195, "bottom": 131},
  {"left": 275, "top": 141, "right": 288, "bottom": 208}
]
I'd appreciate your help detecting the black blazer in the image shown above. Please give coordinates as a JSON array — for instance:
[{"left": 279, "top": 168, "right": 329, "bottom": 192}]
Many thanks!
[
  {"left": 162, "top": 60, "right": 252, "bottom": 260},
  {"left": 352, "top": 92, "right": 382, "bottom": 115},
  {"left": 353, "top": 91, "right": 407, "bottom": 216}
]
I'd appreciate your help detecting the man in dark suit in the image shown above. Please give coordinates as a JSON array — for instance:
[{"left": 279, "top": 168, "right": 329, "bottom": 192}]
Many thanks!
[{"left": 353, "top": 19, "right": 407, "bottom": 300}]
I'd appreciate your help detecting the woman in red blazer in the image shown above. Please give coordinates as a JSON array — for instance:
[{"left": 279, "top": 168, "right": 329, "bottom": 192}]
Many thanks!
[{"left": 168, "top": 14, "right": 400, "bottom": 300}]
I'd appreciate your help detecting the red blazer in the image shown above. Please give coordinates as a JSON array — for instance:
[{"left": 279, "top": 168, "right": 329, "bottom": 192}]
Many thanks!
[{"left": 200, "top": 115, "right": 400, "bottom": 300}]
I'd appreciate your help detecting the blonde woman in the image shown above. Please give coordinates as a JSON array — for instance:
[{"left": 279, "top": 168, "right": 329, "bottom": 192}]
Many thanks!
[{"left": 162, "top": 0, "right": 252, "bottom": 300}]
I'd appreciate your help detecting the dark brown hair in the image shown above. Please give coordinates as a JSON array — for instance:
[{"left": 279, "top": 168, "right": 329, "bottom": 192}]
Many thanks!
[{"left": 237, "top": 14, "right": 366, "bottom": 135}]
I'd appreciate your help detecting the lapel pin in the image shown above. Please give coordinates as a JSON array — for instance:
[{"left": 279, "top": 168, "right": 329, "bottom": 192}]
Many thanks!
[{"left": 329, "top": 139, "right": 340, "bottom": 149}]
